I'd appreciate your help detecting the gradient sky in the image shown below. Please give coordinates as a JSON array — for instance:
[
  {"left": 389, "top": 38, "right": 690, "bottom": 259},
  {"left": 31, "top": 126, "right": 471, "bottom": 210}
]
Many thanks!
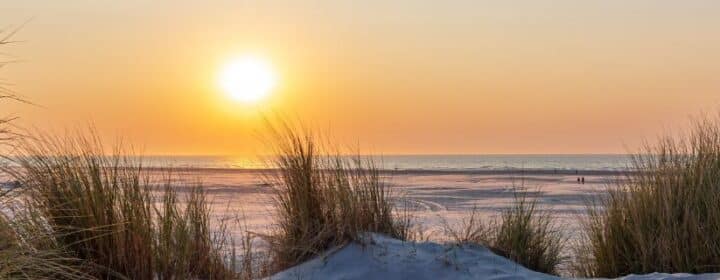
[{"left": 2, "top": 1, "right": 720, "bottom": 155}]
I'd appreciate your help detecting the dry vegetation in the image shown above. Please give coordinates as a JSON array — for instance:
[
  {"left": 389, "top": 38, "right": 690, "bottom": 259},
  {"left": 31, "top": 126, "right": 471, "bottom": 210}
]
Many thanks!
[
  {"left": 1, "top": 27, "right": 92, "bottom": 280},
  {"left": 1, "top": 188, "right": 95, "bottom": 280},
  {"left": 0, "top": 120, "right": 415, "bottom": 279},
  {"left": 262, "top": 122, "right": 412, "bottom": 272},
  {"left": 1, "top": 133, "right": 235, "bottom": 279},
  {"left": 574, "top": 115, "right": 720, "bottom": 277},
  {"left": 444, "top": 190, "right": 565, "bottom": 275},
  {"left": 0, "top": 123, "right": 414, "bottom": 279}
]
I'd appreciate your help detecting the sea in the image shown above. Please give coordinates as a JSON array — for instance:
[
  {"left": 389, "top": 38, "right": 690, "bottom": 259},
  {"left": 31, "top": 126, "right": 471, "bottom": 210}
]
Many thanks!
[{"left": 140, "top": 154, "right": 633, "bottom": 172}]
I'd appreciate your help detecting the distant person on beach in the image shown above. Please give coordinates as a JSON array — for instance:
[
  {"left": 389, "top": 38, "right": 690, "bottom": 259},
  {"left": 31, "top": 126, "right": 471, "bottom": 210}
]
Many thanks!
[
  {"left": 577, "top": 177, "right": 580, "bottom": 183},
  {"left": 581, "top": 177, "right": 585, "bottom": 184}
]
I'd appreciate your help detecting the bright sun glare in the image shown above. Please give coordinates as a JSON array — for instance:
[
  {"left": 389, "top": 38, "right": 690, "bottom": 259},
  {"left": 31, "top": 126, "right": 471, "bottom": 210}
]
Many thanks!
[{"left": 218, "top": 56, "right": 277, "bottom": 103}]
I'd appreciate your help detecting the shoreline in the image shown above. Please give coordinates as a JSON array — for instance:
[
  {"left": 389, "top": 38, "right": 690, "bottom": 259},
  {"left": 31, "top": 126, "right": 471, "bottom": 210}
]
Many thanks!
[{"left": 141, "top": 166, "right": 630, "bottom": 176}]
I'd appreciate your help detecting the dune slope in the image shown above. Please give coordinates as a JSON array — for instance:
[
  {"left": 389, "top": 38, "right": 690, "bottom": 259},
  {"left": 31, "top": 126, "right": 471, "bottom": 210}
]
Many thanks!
[{"left": 269, "top": 234, "right": 720, "bottom": 280}]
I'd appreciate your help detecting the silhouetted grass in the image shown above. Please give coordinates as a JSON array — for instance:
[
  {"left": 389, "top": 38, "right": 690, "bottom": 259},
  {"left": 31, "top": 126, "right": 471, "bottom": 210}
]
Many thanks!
[
  {"left": 445, "top": 189, "right": 565, "bottom": 275},
  {"left": 264, "top": 123, "right": 411, "bottom": 272},
  {"left": 2, "top": 132, "right": 235, "bottom": 279},
  {"left": 1, "top": 188, "right": 95, "bottom": 279},
  {"left": 575, "top": 115, "right": 720, "bottom": 277},
  {"left": 494, "top": 192, "right": 564, "bottom": 275},
  {"left": 0, "top": 25, "right": 89, "bottom": 280}
]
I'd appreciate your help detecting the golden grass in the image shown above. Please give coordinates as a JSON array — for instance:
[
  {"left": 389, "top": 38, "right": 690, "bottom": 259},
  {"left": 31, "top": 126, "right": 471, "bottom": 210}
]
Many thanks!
[
  {"left": 1, "top": 183, "right": 94, "bottom": 279},
  {"left": 263, "top": 122, "right": 411, "bottom": 272},
  {"left": 1, "top": 132, "right": 235, "bottom": 279},
  {"left": 445, "top": 189, "right": 565, "bottom": 275},
  {"left": 575, "top": 115, "right": 720, "bottom": 277},
  {"left": 0, "top": 26, "right": 89, "bottom": 280}
]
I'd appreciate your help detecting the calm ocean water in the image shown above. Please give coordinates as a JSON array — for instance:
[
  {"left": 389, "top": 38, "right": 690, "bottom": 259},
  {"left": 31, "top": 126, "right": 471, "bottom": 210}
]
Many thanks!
[{"left": 141, "top": 154, "right": 633, "bottom": 172}]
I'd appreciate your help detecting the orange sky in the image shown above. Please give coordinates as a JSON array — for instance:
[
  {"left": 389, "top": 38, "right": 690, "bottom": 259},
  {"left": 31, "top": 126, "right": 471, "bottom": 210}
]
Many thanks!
[{"left": 2, "top": 1, "right": 720, "bottom": 155}]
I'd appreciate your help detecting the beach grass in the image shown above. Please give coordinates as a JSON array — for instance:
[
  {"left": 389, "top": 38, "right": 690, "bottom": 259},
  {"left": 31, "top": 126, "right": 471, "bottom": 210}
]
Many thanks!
[
  {"left": 0, "top": 34, "right": 92, "bottom": 279},
  {"left": 263, "top": 122, "right": 411, "bottom": 272},
  {"left": 1, "top": 188, "right": 96, "bottom": 280},
  {"left": 493, "top": 191, "right": 564, "bottom": 275},
  {"left": 445, "top": 189, "right": 565, "bottom": 275},
  {"left": 574, "top": 115, "right": 720, "bottom": 277},
  {"left": 1, "top": 132, "right": 235, "bottom": 279}
]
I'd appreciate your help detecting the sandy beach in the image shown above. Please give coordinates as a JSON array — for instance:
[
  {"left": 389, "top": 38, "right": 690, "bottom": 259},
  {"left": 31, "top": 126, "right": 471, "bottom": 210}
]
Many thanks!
[{"left": 156, "top": 168, "right": 622, "bottom": 242}]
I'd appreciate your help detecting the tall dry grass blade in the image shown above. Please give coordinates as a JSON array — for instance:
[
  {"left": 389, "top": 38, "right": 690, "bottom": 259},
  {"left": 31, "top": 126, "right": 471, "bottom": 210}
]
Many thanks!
[
  {"left": 576, "top": 114, "right": 720, "bottom": 277},
  {"left": 444, "top": 189, "right": 565, "bottom": 275},
  {"left": 2, "top": 131, "right": 235, "bottom": 279},
  {"left": 263, "top": 121, "right": 411, "bottom": 272}
]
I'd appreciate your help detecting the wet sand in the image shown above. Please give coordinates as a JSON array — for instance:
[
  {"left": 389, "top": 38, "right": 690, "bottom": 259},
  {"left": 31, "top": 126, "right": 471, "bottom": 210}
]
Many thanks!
[{"left": 158, "top": 168, "right": 622, "bottom": 241}]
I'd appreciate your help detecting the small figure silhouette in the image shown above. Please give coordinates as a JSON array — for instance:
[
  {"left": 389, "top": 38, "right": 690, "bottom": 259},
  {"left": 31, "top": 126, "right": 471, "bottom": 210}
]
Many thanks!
[
  {"left": 581, "top": 177, "right": 585, "bottom": 184},
  {"left": 577, "top": 177, "right": 581, "bottom": 184}
]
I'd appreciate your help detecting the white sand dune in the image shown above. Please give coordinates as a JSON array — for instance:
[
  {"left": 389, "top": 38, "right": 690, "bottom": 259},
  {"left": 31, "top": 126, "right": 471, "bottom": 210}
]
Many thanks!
[{"left": 269, "top": 234, "right": 720, "bottom": 280}]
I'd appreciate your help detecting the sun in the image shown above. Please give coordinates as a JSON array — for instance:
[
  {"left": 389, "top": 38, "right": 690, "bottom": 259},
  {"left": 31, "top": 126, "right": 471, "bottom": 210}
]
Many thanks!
[{"left": 218, "top": 55, "right": 277, "bottom": 103}]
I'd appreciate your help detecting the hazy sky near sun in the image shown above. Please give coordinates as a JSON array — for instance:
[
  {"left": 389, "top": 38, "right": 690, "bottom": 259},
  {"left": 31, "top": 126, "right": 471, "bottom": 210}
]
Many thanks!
[{"left": 2, "top": 1, "right": 720, "bottom": 155}]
